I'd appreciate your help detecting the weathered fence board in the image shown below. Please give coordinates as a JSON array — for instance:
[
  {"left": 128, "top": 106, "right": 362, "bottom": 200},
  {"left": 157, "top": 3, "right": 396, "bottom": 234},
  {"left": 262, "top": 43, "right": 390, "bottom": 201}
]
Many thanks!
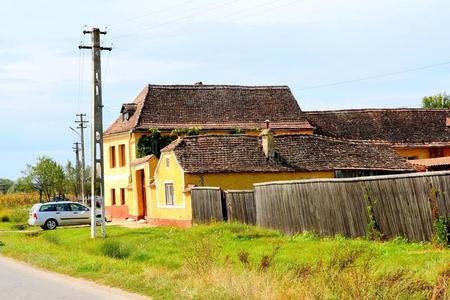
[
  {"left": 225, "top": 190, "right": 256, "bottom": 225},
  {"left": 254, "top": 171, "right": 450, "bottom": 241},
  {"left": 191, "top": 187, "right": 224, "bottom": 222}
]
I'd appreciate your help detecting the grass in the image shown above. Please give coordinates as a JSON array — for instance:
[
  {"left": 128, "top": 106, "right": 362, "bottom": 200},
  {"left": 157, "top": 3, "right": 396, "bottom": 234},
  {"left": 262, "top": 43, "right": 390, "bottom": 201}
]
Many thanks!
[
  {"left": 0, "top": 205, "right": 31, "bottom": 231},
  {"left": 0, "top": 222, "right": 449, "bottom": 299}
]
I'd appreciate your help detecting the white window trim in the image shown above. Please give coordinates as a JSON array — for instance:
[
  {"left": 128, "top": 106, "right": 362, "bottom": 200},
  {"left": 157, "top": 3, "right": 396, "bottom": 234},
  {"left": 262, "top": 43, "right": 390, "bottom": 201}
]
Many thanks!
[
  {"left": 163, "top": 181, "right": 175, "bottom": 206},
  {"left": 154, "top": 153, "right": 186, "bottom": 209}
]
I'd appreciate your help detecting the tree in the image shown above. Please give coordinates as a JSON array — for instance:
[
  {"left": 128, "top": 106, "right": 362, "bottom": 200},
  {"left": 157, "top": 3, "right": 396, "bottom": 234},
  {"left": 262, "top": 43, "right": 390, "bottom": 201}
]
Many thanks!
[
  {"left": 64, "top": 161, "right": 78, "bottom": 198},
  {"left": 0, "top": 178, "right": 14, "bottom": 194},
  {"left": 7, "top": 176, "right": 33, "bottom": 193},
  {"left": 24, "top": 156, "right": 66, "bottom": 202},
  {"left": 422, "top": 93, "right": 450, "bottom": 109}
]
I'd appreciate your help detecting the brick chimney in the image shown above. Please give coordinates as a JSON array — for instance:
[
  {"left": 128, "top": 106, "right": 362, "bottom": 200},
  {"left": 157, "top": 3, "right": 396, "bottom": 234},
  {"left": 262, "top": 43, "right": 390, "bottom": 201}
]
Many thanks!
[{"left": 259, "top": 120, "right": 274, "bottom": 158}]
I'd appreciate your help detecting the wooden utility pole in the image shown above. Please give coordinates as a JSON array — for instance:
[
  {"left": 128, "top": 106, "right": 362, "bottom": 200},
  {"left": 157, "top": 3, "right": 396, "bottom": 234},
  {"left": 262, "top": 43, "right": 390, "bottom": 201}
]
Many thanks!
[
  {"left": 72, "top": 142, "right": 81, "bottom": 199},
  {"left": 79, "top": 28, "right": 112, "bottom": 239},
  {"left": 75, "top": 113, "right": 88, "bottom": 205}
]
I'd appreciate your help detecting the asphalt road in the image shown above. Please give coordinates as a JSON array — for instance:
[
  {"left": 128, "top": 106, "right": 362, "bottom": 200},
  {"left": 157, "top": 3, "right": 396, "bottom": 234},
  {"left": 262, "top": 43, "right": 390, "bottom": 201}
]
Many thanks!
[{"left": 0, "top": 255, "right": 149, "bottom": 300}]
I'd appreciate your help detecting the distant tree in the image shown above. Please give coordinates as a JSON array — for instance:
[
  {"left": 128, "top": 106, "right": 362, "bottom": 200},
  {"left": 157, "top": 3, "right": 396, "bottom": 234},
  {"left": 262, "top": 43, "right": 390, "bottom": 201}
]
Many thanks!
[
  {"left": 422, "top": 93, "right": 450, "bottom": 109},
  {"left": 24, "top": 156, "right": 66, "bottom": 202},
  {"left": 7, "top": 176, "right": 33, "bottom": 193},
  {"left": 0, "top": 178, "right": 14, "bottom": 194},
  {"left": 64, "top": 161, "right": 78, "bottom": 197}
]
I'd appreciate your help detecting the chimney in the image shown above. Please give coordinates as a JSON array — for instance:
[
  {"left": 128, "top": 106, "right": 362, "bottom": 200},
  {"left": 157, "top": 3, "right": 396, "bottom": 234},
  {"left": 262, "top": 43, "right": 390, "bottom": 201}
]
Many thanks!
[{"left": 259, "top": 126, "right": 274, "bottom": 158}]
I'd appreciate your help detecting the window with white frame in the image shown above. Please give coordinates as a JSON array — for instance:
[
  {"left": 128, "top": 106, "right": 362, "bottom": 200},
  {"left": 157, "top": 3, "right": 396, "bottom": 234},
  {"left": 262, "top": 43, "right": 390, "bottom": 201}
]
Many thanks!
[{"left": 164, "top": 182, "right": 174, "bottom": 205}]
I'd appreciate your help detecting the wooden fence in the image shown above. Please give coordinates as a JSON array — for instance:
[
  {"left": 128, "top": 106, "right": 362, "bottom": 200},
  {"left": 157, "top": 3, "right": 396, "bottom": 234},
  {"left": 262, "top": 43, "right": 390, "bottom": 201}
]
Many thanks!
[
  {"left": 191, "top": 187, "right": 224, "bottom": 222},
  {"left": 254, "top": 171, "right": 450, "bottom": 241},
  {"left": 225, "top": 190, "right": 256, "bottom": 225}
]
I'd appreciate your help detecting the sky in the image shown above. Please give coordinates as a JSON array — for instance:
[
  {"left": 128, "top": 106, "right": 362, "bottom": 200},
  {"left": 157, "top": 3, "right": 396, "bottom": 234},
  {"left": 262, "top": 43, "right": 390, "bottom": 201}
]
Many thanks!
[{"left": 0, "top": 0, "right": 449, "bottom": 179}]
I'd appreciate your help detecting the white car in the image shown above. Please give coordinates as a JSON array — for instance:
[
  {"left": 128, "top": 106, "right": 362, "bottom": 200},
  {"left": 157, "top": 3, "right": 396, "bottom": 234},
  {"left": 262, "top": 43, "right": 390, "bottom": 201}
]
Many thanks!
[{"left": 28, "top": 201, "right": 102, "bottom": 230}]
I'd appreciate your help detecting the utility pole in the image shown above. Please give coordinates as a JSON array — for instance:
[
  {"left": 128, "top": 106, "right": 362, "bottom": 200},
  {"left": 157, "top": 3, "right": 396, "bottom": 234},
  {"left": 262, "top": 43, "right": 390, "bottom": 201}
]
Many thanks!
[
  {"left": 75, "top": 114, "right": 88, "bottom": 205},
  {"left": 72, "top": 142, "right": 81, "bottom": 199},
  {"left": 79, "top": 28, "right": 112, "bottom": 239}
]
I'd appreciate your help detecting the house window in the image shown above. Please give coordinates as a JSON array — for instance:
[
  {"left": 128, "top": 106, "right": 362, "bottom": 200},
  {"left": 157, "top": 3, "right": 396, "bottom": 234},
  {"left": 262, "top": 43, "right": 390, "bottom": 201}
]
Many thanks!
[
  {"left": 430, "top": 148, "right": 443, "bottom": 158},
  {"left": 109, "top": 146, "right": 116, "bottom": 168},
  {"left": 165, "top": 157, "right": 170, "bottom": 168},
  {"left": 164, "top": 183, "right": 174, "bottom": 206},
  {"left": 123, "top": 112, "right": 130, "bottom": 122},
  {"left": 406, "top": 156, "right": 418, "bottom": 160},
  {"left": 111, "top": 189, "right": 116, "bottom": 205},
  {"left": 118, "top": 144, "right": 126, "bottom": 167},
  {"left": 120, "top": 188, "right": 125, "bottom": 205}
]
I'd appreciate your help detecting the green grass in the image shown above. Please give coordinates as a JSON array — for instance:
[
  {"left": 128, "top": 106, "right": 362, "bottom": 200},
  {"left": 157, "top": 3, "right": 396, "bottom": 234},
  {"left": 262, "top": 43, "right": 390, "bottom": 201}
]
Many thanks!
[
  {"left": 0, "top": 222, "right": 449, "bottom": 299},
  {"left": 0, "top": 206, "right": 32, "bottom": 231}
]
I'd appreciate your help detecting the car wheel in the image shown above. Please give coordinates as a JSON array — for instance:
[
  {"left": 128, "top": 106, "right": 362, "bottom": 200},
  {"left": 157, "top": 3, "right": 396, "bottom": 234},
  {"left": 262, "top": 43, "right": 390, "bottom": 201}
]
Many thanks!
[{"left": 44, "top": 219, "right": 58, "bottom": 230}]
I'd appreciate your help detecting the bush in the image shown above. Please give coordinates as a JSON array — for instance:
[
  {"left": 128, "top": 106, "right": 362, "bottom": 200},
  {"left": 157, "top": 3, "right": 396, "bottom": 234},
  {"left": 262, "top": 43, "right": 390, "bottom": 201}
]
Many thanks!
[
  {"left": 1, "top": 215, "right": 10, "bottom": 222},
  {"left": 100, "top": 240, "right": 130, "bottom": 259},
  {"left": 11, "top": 209, "right": 28, "bottom": 223},
  {"left": 432, "top": 217, "right": 448, "bottom": 248}
]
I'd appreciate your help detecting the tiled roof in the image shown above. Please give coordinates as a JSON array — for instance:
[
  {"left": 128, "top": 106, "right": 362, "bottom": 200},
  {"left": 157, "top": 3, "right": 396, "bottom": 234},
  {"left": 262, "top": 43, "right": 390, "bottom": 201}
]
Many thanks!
[
  {"left": 273, "top": 134, "right": 414, "bottom": 172},
  {"left": 408, "top": 156, "right": 450, "bottom": 167},
  {"left": 164, "top": 135, "right": 292, "bottom": 173},
  {"left": 305, "top": 109, "right": 450, "bottom": 147},
  {"left": 105, "top": 84, "right": 312, "bottom": 135},
  {"left": 162, "top": 134, "right": 413, "bottom": 174}
]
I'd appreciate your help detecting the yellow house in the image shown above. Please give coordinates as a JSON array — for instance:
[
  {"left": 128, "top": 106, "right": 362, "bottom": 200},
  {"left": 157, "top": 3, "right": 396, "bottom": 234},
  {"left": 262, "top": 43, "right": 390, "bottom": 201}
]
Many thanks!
[
  {"left": 103, "top": 83, "right": 314, "bottom": 220},
  {"left": 151, "top": 132, "right": 413, "bottom": 227}
]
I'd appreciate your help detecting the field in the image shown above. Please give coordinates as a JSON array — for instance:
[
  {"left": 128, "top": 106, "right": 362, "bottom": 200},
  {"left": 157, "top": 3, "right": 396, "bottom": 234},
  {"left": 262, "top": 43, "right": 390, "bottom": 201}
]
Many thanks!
[{"left": 0, "top": 216, "right": 449, "bottom": 299}]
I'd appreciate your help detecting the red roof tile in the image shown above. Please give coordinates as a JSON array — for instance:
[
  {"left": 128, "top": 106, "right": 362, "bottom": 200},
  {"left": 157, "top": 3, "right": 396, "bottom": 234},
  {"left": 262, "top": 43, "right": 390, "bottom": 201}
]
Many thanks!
[
  {"left": 305, "top": 108, "right": 450, "bottom": 147},
  {"left": 105, "top": 84, "right": 312, "bottom": 135},
  {"left": 163, "top": 134, "right": 414, "bottom": 174}
]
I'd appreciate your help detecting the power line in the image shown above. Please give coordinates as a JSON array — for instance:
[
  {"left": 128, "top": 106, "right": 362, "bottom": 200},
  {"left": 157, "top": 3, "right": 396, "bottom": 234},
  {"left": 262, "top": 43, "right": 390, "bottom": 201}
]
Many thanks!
[
  {"left": 109, "top": 0, "right": 196, "bottom": 28},
  {"left": 114, "top": 0, "right": 242, "bottom": 39},
  {"left": 298, "top": 60, "right": 450, "bottom": 91},
  {"left": 217, "top": 0, "right": 295, "bottom": 23}
]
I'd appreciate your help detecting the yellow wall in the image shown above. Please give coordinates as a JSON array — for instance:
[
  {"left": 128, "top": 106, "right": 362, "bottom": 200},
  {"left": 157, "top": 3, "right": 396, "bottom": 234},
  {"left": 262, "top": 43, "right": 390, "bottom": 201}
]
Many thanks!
[
  {"left": 153, "top": 152, "right": 192, "bottom": 221},
  {"left": 185, "top": 171, "right": 334, "bottom": 190},
  {"left": 104, "top": 134, "right": 132, "bottom": 209},
  {"left": 395, "top": 148, "right": 430, "bottom": 160}
]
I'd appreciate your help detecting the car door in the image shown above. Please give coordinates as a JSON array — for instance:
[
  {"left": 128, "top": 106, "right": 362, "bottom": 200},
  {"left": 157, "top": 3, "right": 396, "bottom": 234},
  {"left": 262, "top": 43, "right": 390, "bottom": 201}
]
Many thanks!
[
  {"left": 69, "top": 203, "right": 91, "bottom": 225},
  {"left": 55, "top": 203, "right": 72, "bottom": 225},
  {"left": 38, "top": 204, "right": 57, "bottom": 224}
]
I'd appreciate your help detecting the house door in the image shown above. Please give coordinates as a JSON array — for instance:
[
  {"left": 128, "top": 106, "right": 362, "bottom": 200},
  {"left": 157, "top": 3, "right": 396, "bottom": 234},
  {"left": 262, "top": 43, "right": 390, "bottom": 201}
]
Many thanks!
[{"left": 136, "top": 169, "right": 147, "bottom": 219}]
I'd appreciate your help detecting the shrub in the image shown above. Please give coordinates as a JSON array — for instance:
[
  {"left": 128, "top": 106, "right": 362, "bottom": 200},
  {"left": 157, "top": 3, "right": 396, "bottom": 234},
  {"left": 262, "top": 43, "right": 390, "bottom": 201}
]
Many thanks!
[
  {"left": 1, "top": 215, "right": 10, "bottom": 222},
  {"left": 184, "top": 237, "right": 219, "bottom": 275},
  {"left": 100, "top": 240, "right": 130, "bottom": 259},
  {"left": 432, "top": 216, "right": 448, "bottom": 248},
  {"left": 0, "top": 241, "right": 4, "bottom": 247},
  {"left": 11, "top": 209, "right": 28, "bottom": 223}
]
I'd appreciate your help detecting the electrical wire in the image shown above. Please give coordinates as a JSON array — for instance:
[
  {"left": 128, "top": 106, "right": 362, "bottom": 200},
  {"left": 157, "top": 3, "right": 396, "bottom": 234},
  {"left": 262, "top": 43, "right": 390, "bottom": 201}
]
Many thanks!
[
  {"left": 109, "top": 0, "right": 197, "bottom": 28},
  {"left": 114, "top": 0, "right": 242, "bottom": 39},
  {"left": 298, "top": 60, "right": 450, "bottom": 91}
]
